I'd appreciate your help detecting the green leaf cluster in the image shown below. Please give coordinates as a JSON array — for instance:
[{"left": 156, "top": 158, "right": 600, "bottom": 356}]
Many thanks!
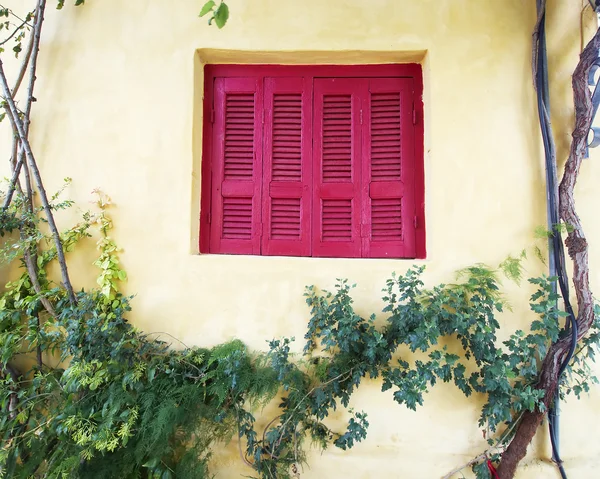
[
  {"left": 1, "top": 187, "right": 599, "bottom": 479},
  {"left": 199, "top": 1, "right": 229, "bottom": 29}
]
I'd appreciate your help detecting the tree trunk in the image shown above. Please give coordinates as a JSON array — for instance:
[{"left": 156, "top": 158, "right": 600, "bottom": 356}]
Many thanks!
[{"left": 496, "top": 24, "right": 600, "bottom": 479}]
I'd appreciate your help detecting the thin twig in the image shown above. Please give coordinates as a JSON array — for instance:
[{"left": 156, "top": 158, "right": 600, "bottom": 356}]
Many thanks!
[
  {"left": 35, "top": 312, "right": 43, "bottom": 368},
  {"left": 238, "top": 425, "right": 254, "bottom": 468},
  {"left": 441, "top": 451, "right": 494, "bottom": 479},
  {"left": 0, "top": 18, "right": 30, "bottom": 46},
  {"left": 4, "top": 122, "right": 25, "bottom": 209},
  {"left": 2, "top": 5, "right": 37, "bottom": 208},
  {"left": 10, "top": 391, "right": 52, "bottom": 409},
  {"left": 15, "top": 0, "right": 45, "bottom": 207},
  {"left": 261, "top": 414, "right": 282, "bottom": 452},
  {"left": 143, "top": 331, "right": 191, "bottom": 349},
  {"left": 291, "top": 427, "right": 300, "bottom": 478},
  {"left": 11, "top": 15, "right": 35, "bottom": 96},
  {"left": 273, "top": 369, "right": 353, "bottom": 452},
  {"left": 3, "top": 416, "right": 56, "bottom": 443},
  {"left": 0, "top": 4, "right": 34, "bottom": 28},
  {"left": 20, "top": 143, "right": 33, "bottom": 210},
  {"left": 21, "top": 2, "right": 44, "bottom": 139},
  {"left": 443, "top": 412, "right": 523, "bottom": 479},
  {"left": 2, "top": 12, "right": 36, "bottom": 209},
  {"left": 2, "top": 155, "right": 25, "bottom": 209}
]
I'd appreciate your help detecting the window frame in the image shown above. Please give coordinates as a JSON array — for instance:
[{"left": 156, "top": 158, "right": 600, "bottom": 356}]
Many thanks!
[{"left": 200, "top": 64, "right": 425, "bottom": 259}]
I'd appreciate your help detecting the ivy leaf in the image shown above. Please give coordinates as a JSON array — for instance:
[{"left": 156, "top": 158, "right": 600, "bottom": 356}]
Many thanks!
[
  {"left": 214, "top": 2, "right": 229, "bottom": 29},
  {"left": 199, "top": 0, "right": 215, "bottom": 17}
]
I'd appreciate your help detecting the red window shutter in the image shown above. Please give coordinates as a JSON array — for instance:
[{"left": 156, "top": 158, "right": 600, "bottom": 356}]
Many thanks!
[
  {"left": 262, "top": 77, "right": 312, "bottom": 256},
  {"left": 361, "top": 78, "right": 416, "bottom": 258},
  {"left": 312, "top": 79, "right": 363, "bottom": 258},
  {"left": 210, "top": 77, "right": 263, "bottom": 254}
]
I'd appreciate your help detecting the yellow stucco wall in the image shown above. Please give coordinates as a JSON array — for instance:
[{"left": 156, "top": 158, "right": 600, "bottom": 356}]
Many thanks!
[{"left": 1, "top": 0, "right": 600, "bottom": 477}]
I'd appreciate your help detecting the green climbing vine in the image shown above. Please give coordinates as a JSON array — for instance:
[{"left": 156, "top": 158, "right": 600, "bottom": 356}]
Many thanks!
[{"left": 0, "top": 187, "right": 598, "bottom": 478}]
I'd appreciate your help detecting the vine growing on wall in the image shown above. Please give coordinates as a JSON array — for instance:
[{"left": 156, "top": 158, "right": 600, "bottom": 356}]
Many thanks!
[
  {"left": 0, "top": 1, "right": 598, "bottom": 479},
  {"left": 1, "top": 188, "right": 598, "bottom": 478}
]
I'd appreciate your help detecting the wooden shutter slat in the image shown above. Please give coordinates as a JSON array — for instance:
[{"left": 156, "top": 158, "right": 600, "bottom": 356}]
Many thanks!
[
  {"left": 362, "top": 78, "right": 416, "bottom": 258},
  {"left": 321, "top": 92, "right": 353, "bottom": 183},
  {"left": 371, "top": 88, "right": 402, "bottom": 183},
  {"left": 224, "top": 91, "right": 256, "bottom": 181},
  {"left": 313, "top": 79, "right": 364, "bottom": 258},
  {"left": 371, "top": 198, "right": 403, "bottom": 240},
  {"left": 210, "top": 77, "right": 263, "bottom": 255},
  {"left": 271, "top": 198, "right": 302, "bottom": 239},
  {"left": 262, "top": 77, "right": 312, "bottom": 256}
]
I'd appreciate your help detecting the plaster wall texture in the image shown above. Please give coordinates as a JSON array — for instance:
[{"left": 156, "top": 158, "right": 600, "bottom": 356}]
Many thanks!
[{"left": 1, "top": 0, "right": 600, "bottom": 477}]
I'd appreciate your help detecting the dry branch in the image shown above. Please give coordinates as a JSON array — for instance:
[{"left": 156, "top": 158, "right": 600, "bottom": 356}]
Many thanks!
[{"left": 2, "top": 20, "right": 36, "bottom": 209}]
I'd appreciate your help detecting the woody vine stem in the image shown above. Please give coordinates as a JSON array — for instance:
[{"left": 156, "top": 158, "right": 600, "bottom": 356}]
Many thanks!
[{"left": 495, "top": 17, "right": 599, "bottom": 479}]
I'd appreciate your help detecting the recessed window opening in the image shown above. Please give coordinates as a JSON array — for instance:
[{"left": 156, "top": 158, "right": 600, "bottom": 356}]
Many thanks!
[{"left": 199, "top": 64, "right": 425, "bottom": 259}]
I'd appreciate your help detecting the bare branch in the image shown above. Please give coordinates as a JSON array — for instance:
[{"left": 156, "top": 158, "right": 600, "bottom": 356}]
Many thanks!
[
  {"left": 3, "top": 6, "right": 37, "bottom": 209},
  {"left": 0, "top": 2, "right": 77, "bottom": 305},
  {"left": 16, "top": 0, "right": 45, "bottom": 208},
  {"left": 23, "top": 247, "right": 57, "bottom": 317},
  {"left": 2, "top": 155, "right": 25, "bottom": 209},
  {"left": 12, "top": 15, "right": 36, "bottom": 96},
  {"left": 21, "top": 1, "right": 45, "bottom": 138},
  {"left": 2, "top": 105, "right": 32, "bottom": 211}
]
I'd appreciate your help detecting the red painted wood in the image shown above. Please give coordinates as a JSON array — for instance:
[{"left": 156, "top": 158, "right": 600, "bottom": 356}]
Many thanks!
[
  {"left": 200, "top": 64, "right": 426, "bottom": 259},
  {"left": 412, "top": 65, "right": 426, "bottom": 259},
  {"left": 205, "top": 64, "right": 422, "bottom": 80},
  {"left": 199, "top": 72, "right": 214, "bottom": 253},
  {"left": 312, "top": 78, "right": 363, "bottom": 258},
  {"left": 209, "top": 77, "right": 263, "bottom": 254},
  {"left": 362, "top": 78, "right": 416, "bottom": 258},
  {"left": 262, "top": 76, "right": 312, "bottom": 256}
]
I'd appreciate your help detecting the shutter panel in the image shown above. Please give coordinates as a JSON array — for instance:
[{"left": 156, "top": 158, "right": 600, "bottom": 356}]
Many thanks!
[
  {"left": 312, "top": 79, "right": 364, "bottom": 258},
  {"left": 210, "top": 77, "right": 263, "bottom": 254},
  {"left": 262, "top": 77, "right": 312, "bottom": 256},
  {"left": 362, "top": 78, "right": 416, "bottom": 258}
]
